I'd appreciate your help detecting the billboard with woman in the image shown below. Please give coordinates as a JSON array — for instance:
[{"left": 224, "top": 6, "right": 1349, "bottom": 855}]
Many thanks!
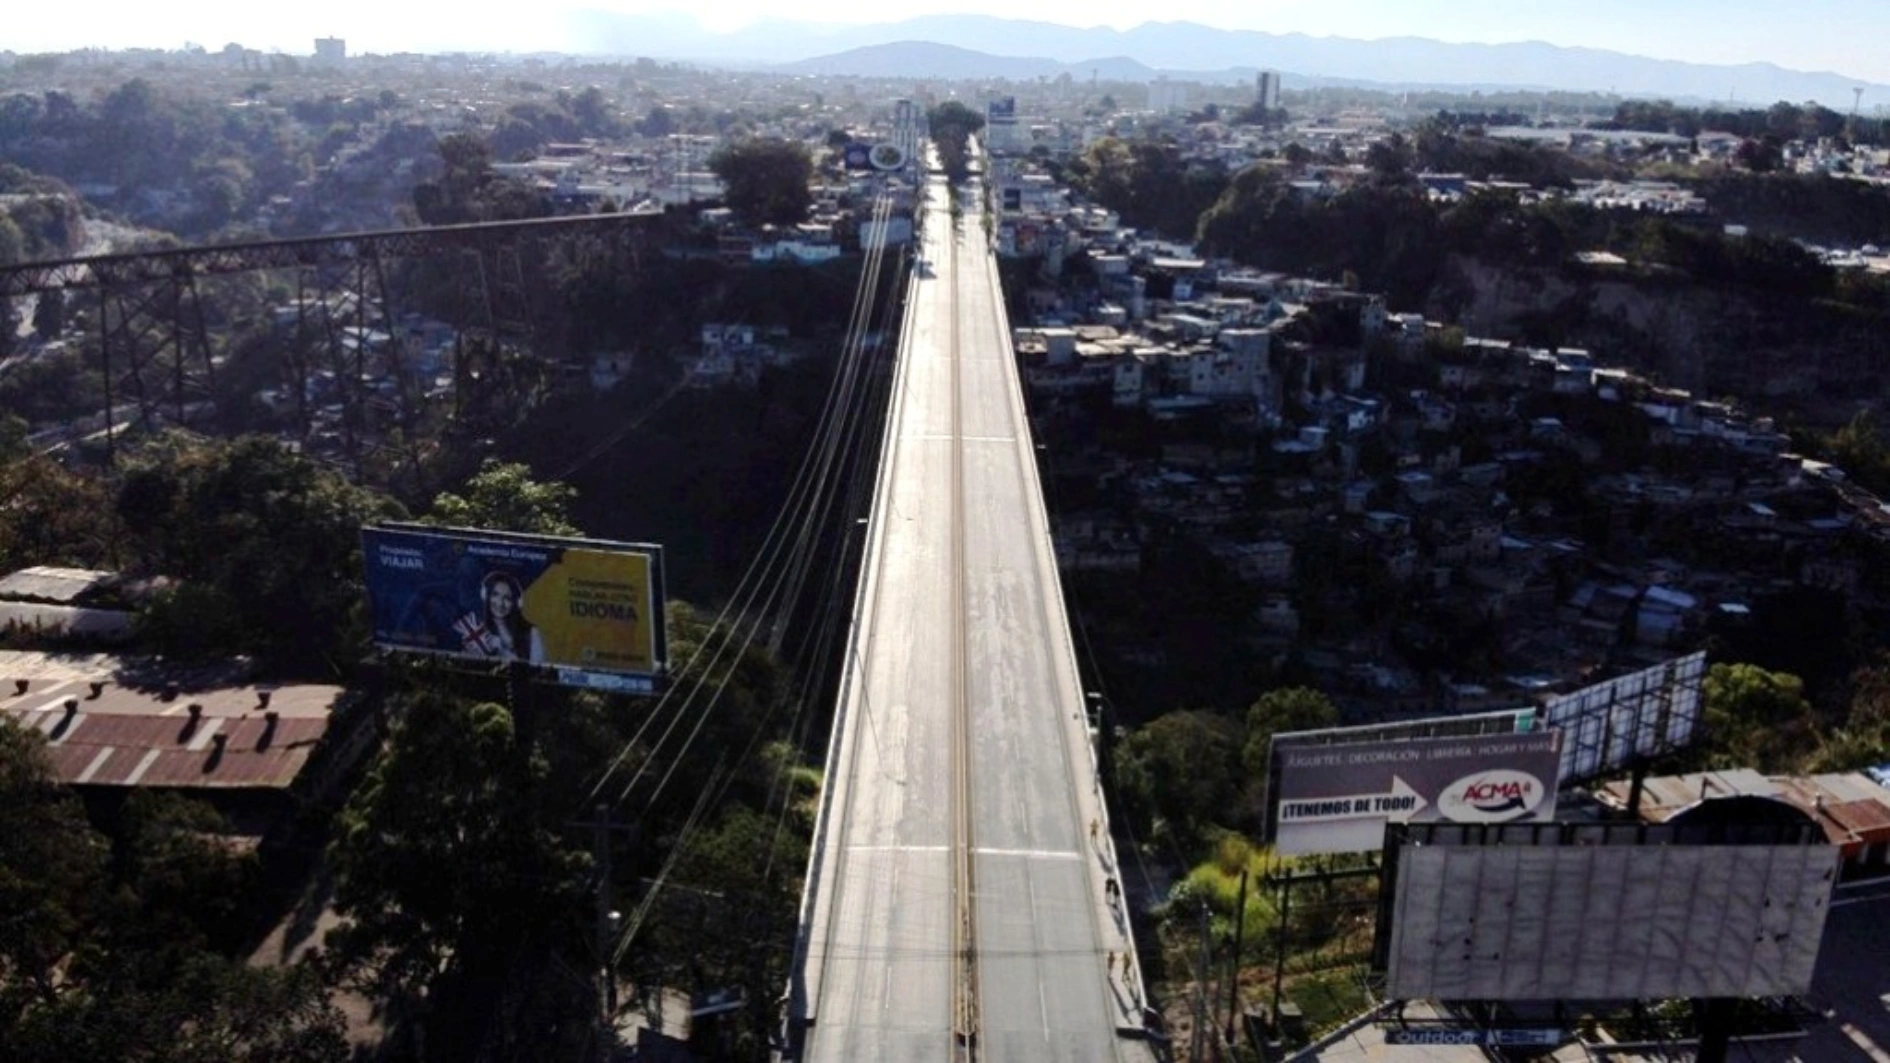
[{"left": 361, "top": 523, "right": 666, "bottom": 691}]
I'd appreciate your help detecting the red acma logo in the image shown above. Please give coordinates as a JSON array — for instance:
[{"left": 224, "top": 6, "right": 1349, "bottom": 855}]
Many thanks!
[
  {"left": 1460, "top": 779, "right": 1533, "bottom": 806},
  {"left": 1440, "top": 768, "right": 1546, "bottom": 823}
]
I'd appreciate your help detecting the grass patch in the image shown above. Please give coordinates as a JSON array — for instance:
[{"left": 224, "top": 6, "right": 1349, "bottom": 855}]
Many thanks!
[{"left": 1285, "top": 967, "right": 1373, "bottom": 1043}]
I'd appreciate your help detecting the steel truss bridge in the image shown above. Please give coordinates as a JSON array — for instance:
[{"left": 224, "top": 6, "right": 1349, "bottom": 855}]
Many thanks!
[{"left": 0, "top": 212, "right": 656, "bottom": 474}]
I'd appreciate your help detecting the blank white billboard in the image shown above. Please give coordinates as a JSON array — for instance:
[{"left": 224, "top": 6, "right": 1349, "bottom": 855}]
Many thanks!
[
  {"left": 1543, "top": 652, "right": 1705, "bottom": 783},
  {"left": 1385, "top": 841, "right": 1838, "bottom": 1001}
]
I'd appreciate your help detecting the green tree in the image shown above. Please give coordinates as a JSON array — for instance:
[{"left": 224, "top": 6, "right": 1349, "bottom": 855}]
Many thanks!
[
  {"left": 570, "top": 86, "right": 617, "bottom": 137},
  {"left": 1735, "top": 135, "right": 1785, "bottom": 173},
  {"left": 708, "top": 137, "right": 814, "bottom": 226},
  {"left": 0, "top": 455, "right": 119, "bottom": 572},
  {"left": 412, "top": 133, "right": 547, "bottom": 225},
  {"left": 0, "top": 217, "right": 24, "bottom": 266},
  {"left": 425, "top": 458, "right": 580, "bottom": 536},
  {"left": 926, "top": 100, "right": 985, "bottom": 181},
  {"left": 10, "top": 952, "right": 346, "bottom": 1063},
  {"left": 1242, "top": 687, "right": 1340, "bottom": 784},
  {"left": 637, "top": 105, "right": 676, "bottom": 137},
  {"left": 1365, "top": 132, "right": 1415, "bottom": 187},
  {"left": 1699, "top": 662, "right": 1821, "bottom": 770},
  {"left": 0, "top": 719, "right": 108, "bottom": 1011},
  {"left": 115, "top": 435, "right": 401, "bottom": 670},
  {"left": 328, "top": 691, "right": 588, "bottom": 1061},
  {"left": 0, "top": 415, "right": 27, "bottom": 463},
  {"left": 1114, "top": 710, "right": 1243, "bottom": 844},
  {"left": 639, "top": 804, "right": 807, "bottom": 1057},
  {"left": 0, "top": 720, "right": 345, "bottom": 1063},
  {"left": 113, "top": 793, "right": 261, "bottom": 956},
  {"left": 1823, "top": 410, "right": 1890, "bottom": 496}
]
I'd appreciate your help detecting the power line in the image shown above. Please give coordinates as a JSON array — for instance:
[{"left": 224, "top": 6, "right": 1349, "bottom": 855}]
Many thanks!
[
  {"left": 599, "top": 195, "right": 915, "bottom": 981},
  {"left": 583, "top": 196, "right": 898, "bottom": 812},
  {"left": 624, "top": 199, "right": 900, "bottom": 816}
]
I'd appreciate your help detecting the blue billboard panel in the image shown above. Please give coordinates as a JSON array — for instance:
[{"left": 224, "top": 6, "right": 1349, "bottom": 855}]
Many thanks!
[{"left": 361, "top": 524, "right": 666, "bottom": 692}]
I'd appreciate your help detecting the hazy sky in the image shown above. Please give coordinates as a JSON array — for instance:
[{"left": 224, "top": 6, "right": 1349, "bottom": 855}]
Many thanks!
[{"left": 11, "top": 0, "right": 1890, "bottom": 83}]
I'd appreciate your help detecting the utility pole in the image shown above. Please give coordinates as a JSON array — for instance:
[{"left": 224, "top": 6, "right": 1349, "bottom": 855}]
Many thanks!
[
  {"left": 1694, "top": 997, "right": 1734, "bottom": 1063},
  {"left": 1225, "top": 868, "right": 1249, "bottom": 1043},
  {"left": 1271, "top": 868, "right": 1290, "bottom": 1026},
  {"left": 575, "top": 802, "right": 629, "bottom": 1061},
  {"left": 593, "top": 803, "right": 620, "bottom": 1026},
  {"left": 1194, "top": 900, "right": 1212, "bottom": 1063}
]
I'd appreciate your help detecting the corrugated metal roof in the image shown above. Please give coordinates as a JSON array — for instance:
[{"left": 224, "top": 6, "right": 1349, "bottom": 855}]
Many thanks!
[
  {"left": 0, "top": 602, "right": 134, "bottom": 640},
  {"left": 2, "top": 669, "right": 341, "bottom": 792},
  {"left": 0, "top": 649, "right": 254, "bottom": 689},
  {"left": 1771, "top": 775, "right": 1890, "bottom": 845},
  {"left": 1596, "top": 769, "right": 1777, "bottom": 820},
  {"left": 0, "top": 566, "right": 115, "bottom": 604},
  {"left": 1810, "top": 772, "right": 1890, "bottom": 804},
  {"left": 0, "top": 650, "right": 125, "bottom": 683},
  {"left": 1598, "top": 769, "right": 1890, "bottom": 849}
]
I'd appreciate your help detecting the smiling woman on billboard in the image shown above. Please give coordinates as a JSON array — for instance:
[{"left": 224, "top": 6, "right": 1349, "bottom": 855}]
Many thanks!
[{"left": 453, "top": 570, "right": 546, "bottom": 663}]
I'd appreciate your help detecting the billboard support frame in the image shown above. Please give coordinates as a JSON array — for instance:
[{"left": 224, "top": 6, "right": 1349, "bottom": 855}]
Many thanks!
[
  {"left": 1265, "top": 857, "right": 1385, "bottom": 1032},
  {"left": 1542, "top": 651, "right": 1707, "bottom": 786}
]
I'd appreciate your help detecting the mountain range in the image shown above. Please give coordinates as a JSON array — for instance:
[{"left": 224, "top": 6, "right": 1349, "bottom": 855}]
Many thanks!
[{"left": 561, "top": 12, "right": 1889, "bottom": 108}]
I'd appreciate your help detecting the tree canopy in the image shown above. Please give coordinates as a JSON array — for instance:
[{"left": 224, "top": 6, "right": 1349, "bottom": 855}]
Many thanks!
[
  {"left": 114, "top": 435, "right": 403, "bottom": 670},
  {"left": 328, "top": 691, "right": 590, "bottom": 1061},
  {"left": 708, "top": 137, "right": 814, "bottom": 227},
  {"left": 1242, "top": 686, "right": 1341, "bottom": 785},
  {"left": 1113, "top": 709, "right": 1243, "bottom": 846},
  {"left": 927, "top": 100, "right": 985, "bottom": 181},
  {"left": 1068, "top": 137, "right": 1230, "bottom": 240},
  {"left": 412, "top": 133, "right": 550, "bottom": 225},
  {"left": 425, "top": 458, "right": 581, "bottom": 537},
  {"left": 0, "top": 719, "right": 347, "bottom": 1063},
  {"left": 1698, "top": 662, "right": 1821, "bottom": 771}
]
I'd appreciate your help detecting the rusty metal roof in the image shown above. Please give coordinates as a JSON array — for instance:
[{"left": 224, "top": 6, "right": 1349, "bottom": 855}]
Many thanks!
[
  {"left": 1772, "top": 775, "right": 1890, "bottom": 846},
  {"left": 1, "top": 668, "right": 343, "bottom": 791},
  {"left": 1596, "top": 769, "right": 1776, "bottom": 820},
  {"left": 1597, "top": 768, "right": 1890, "bottom": 848}
]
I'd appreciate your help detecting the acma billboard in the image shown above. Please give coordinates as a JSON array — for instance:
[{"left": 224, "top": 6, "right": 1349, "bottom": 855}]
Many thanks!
[{"left": 1270, "top": 730, "right": 1564, "bottom": 855}]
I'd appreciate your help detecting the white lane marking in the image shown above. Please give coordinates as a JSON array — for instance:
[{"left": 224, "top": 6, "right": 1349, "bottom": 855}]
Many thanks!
[
  {"left": 846, "top": 845, "right": 950, "bottom": 853},
  {"left": 1842, "top": 1022, "right": 1890, "bottom": 1063},
  {"left": 1028, "top": 866, "right": 1050, "bottom": 1042},
  {"left": 905, "top": 434, "right": 1016, "bottom": 443},
  {"left": 974, "top": 848, "right": 1081, "bottom": 861}
]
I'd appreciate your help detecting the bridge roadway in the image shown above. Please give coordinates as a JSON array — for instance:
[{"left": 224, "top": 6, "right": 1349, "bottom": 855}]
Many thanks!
[{"left": 791, "top": 165, "right": 1149, "bottom": 1060}]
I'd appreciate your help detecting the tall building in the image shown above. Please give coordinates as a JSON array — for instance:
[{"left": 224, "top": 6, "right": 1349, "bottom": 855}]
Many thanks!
[
  {"left": 313, "top": 37, "right": 346, "bottom": 67},
  {"left": 986, "top": 96, "right": 1021, "bottom": 154},
  {"left": 893, "top": 98, "right": 920, "bottom": 168},
  {"left": 1256, "top": 70, "right": 1281, "bottom": 113},
  {"left": 1148, "top": 79, "right": 1190, "bottom": 115}
]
